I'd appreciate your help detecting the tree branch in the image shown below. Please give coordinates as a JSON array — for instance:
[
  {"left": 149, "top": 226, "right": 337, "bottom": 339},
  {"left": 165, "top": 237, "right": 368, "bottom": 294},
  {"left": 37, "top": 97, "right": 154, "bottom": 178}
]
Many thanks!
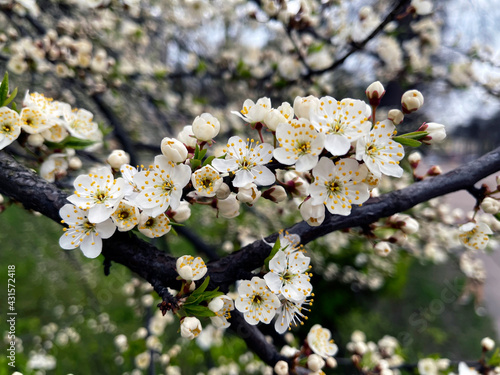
[{"left": 1, "top": 145, "right": 500, "bottom": 368}]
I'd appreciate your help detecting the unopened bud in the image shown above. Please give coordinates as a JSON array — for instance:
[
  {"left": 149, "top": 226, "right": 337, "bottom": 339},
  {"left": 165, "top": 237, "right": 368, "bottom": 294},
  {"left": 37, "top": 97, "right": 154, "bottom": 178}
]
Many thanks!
[
  {"left": 161, "top": 137, "right": 188, "bottom": 163},
  {"left": 262, "top": 185, "right": 287, "bottom": 203},
  {"left": 307, "top": 354, "right": 325, "bottom": 372},
  {"left": 263, "top": 109, "right": 287, "bottom": 132},
  {"left": 300, "top": 198, "right": 325, "bottom": 227},
  {"left": 427, "top": 165, "right": 442, "bottom": 176},
  {"left": 237, "top": 183, "right": 261, "bottom": 205},
  {"left": 481, "top": 197, "right": 500, "bottom": 214},
  {"left": 107, "top": 150, "right": 130, "bottom": 170},
  {"left": 366, "top": 81, "right": 385, "bottom": 107},
  {"left": 401, "top": 90, "right": 424, "bottom": 114},
  {"left": 326, "top": 357, "right": 338, "bottom": 368},
  {"left": 374, "top": 241, "right": 391, "bottom": 256},
  {"left": 217, "top": 194, "right": 240, "bottom": 218},
  {"left": 388, "top": 109, "right": 404, "bottom": 125},
  {"left": 274, "top": 360, "right": 289, "bottom": 375},
  {"left": 482, "top": 337, "right": 495, "bottom": 351},
  {"left": 170, "top": 201, "right": 191, "bottom": 222},
  {"left": 192, "top": 113, "right": 220, "bottom": 142},
  {"left": 419, "top": 122, "right": 446, "bottom": 145},
  {"left": 68, "top": 156, "right": 82, "bottom": 170},
  {"left": 27, "top": 133, "right": 45, "bottom": 147},
  {"left": 408, "top": 152, "right": 421, "bottom": 169},
  {"left": 216, "top": 183, "right": 231, "bottom": 200},
  {"left": 293, "top": 95, "right": 320, "bottom": 120}
]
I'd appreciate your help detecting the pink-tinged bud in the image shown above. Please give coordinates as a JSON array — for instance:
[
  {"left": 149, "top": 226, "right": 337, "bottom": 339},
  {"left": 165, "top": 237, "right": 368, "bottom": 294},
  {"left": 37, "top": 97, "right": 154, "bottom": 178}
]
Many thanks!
[
  {"left": 388, "top": 109, "right": 404, "bottom": 125},
  {"left": 419, "top": 122, "right": 446, "bottom": 144},
  {"left": 366, "top": 81, "right": 386, "bottom": 106},
  {"left": 427, "top": 165, "right": 442, "bottom": 176},
  {"left": 262, "top": 185, "right": 287, "bottom": 203},
  {"left": 408, "top": 152, "right": 422, "bottom": 169},
  {"left": 401, "top": 90, "right": 424, "bottom": 114}
]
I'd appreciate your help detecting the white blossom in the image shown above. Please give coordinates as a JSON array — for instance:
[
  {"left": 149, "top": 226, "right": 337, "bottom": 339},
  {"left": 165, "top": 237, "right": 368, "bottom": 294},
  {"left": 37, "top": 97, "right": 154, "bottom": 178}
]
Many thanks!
[
  {"left": 134, "top": 155, "right": 191, "bottom": 217},
  {"left": 274, "top": 118, "right": 325, "bottom": 172},
  {"left": 59, "top": 204, "right": 116, "bottom": 258},
  {"left": 232, "top": 97, "right": 272, "bottom": 124},
  {"left": 180, "top": 317, "right": 202, "bottom": 340},
  {"left": 308, "top": 157, "right": 370, "bottom": 216},
  {"left": 356, "top": 120, "right": 404, "bottom": 178},
  {"left": 307, "top": 324, "right": 338, "bottom": 358},
  {"left": 235, "top": 277, "right": 280, "bottom": 325},
  {"left": 458, "top": 222, "right": 492, "bottom": 250},
  {"left": 67, "top": 166, "right": 126, "bottom": 223},
  {"left": 176, "top": 255, "right": 207, "bottom": 282},
  {"left": 212, "top": 136, "right": 275, "bottom": 187}
]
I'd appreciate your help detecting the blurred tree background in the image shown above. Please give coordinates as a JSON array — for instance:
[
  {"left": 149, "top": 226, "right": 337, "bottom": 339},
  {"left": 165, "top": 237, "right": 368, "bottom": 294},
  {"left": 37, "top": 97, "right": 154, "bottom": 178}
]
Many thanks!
[{"left": 0, "top": 0, "right": 499, "bottom": 374}]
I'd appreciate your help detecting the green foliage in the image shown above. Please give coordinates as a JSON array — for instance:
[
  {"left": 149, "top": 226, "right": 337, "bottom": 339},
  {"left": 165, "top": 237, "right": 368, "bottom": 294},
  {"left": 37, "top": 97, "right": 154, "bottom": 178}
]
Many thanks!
[
  {"left": 183, "top": 276, "right": 223, "bottom": 318},
  {"left": 0, "top": 72, "right": 18, "bottom": 107},
  {"left": 263, "top": 236, "right": 281, "bottom": 270},
  {"left": 45, "top": 136, "right": 97, "bottom": 150},
  {"left": 394, "top": 131, "right": 429, "bottom": 147}
]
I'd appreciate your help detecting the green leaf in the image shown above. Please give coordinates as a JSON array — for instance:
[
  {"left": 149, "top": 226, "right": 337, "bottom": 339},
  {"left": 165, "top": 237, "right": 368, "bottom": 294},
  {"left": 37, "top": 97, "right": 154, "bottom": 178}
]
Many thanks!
[
  {"left": 190, "top": 159, "right": 201, "bottom": 170},
  {"left": 307, "top": 42, "right": 324, "bottom": 54},
  {"left": 494, "top": 213, "right": 500, "bottom": 222},
  {"left": 393, "top": 137, "right": 422, "bottom": 147},
  {"left": 3, "top": 87, "right": 17, "bottom": 107},
  {"left": 194, "top": 144, "right": 200, "bottom": 159},
  {"left": 264, "top": 237, "right": 281, "bottom": 270},
  {"left": 184, "top": 294, "right": 205, "bottom": 306},
  {"left": 202, "top": 290, "right": 224, "bottom": 301},
  {"left": 202, "top": 155, "right": 215, "bottom": 167},
  {"left": 0, "top": 72, "right": 9, "bottom": 106},
  {"left": 199, "top": 148, "right": 207, "bottom": 159},
  {"left": 45, "top": 136, "right": 96, "bottom": 150},
  {"left": 488, "top": 348, "right": 500, "bottom": 366},
  {"left": 397, "top": 131, "right": 429, "bottom": 140},
  {"left": 184, "top": 305, "right": 216, "bottom": 318},
  {"left": 192, "top": 276, "right": 210, "bottom": 296}
]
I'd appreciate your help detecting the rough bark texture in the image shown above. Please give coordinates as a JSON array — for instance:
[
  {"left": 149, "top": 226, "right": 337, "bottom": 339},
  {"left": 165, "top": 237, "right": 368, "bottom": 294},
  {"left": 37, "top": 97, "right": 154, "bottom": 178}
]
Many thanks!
[{"left": 1, "top": 145, "right": 499, "bottom": 368}]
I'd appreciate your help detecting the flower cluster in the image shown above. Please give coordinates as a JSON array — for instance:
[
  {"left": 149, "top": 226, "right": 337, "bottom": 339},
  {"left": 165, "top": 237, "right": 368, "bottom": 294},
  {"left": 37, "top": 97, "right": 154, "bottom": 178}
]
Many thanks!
[
  {"left": 235, "top": 232, "right": 314, "bottom": 333},
  {"left": 53, "top": 84, "right": 448, "bottom": 270},
  {"left": 0, "top": 91, "right": 102, "bottom": 152}
]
